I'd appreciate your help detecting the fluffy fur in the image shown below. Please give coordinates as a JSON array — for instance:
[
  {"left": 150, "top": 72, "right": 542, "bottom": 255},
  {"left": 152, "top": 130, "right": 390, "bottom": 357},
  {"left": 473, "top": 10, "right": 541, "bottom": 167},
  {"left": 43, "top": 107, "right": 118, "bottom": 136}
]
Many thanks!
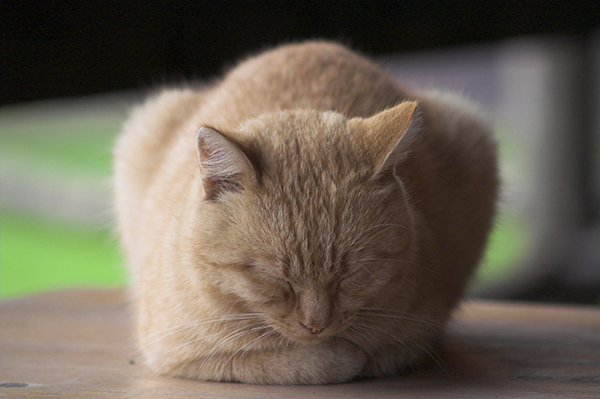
[{"left": 114, "top": 41, "right": 499, "bottom": 385}]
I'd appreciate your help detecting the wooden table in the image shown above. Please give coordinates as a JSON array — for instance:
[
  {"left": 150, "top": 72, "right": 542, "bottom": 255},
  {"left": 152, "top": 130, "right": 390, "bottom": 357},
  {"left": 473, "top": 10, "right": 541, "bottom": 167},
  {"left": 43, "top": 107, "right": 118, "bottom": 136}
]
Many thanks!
[{"left": 1, "top": 290, "right": 599, "bottom": 398}]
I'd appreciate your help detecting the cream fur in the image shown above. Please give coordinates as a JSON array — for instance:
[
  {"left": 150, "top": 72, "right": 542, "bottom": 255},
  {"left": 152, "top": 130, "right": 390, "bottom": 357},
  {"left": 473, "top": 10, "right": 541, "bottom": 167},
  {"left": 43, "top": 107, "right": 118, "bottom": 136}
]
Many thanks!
[{"left": 114, "top": 41, "right": 499, "bottom": 385}]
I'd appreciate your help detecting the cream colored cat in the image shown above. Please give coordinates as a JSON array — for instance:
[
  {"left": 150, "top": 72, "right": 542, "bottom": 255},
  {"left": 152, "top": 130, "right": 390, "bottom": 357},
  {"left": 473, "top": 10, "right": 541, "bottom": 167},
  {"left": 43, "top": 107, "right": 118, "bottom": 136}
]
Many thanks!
[{"left": 114, "top": 41, "right": 498, "bottom": 385}]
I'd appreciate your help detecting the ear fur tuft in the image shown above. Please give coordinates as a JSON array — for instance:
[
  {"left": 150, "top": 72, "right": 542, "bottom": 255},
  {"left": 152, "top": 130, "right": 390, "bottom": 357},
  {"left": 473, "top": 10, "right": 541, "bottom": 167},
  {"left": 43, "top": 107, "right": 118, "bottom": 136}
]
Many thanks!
[{"left": 197, "top": 127, "right": 255, "bottom": 200}]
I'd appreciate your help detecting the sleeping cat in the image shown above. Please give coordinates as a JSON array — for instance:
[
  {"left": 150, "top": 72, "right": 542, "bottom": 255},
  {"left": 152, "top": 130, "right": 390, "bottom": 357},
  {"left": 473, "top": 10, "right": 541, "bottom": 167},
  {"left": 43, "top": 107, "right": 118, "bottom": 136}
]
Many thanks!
[{"left": 114, "top": 41, "right": 498, "bottom": 385}]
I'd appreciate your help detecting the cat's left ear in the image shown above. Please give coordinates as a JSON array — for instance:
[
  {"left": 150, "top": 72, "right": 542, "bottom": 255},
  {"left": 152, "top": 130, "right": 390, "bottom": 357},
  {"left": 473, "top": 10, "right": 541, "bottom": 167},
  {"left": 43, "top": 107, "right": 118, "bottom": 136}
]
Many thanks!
[
  {"left": 197, "top": 127, "right": 256, "bottom": 200},
  {"left": 349, "top": 101, "right": 420, "bottom": 178}
]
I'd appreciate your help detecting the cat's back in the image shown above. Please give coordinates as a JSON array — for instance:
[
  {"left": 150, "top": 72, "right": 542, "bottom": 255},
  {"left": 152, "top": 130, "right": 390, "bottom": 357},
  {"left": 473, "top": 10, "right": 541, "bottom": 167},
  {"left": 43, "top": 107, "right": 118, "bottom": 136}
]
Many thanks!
[
  {"left": 198, "top": 41, "right": 409, "bottom": 128},
  {"left": 116, "top": 42, "right": 404, "bottom": 183},
  {"left": 113, "top": 88, "right": 206, "bottom": 253}
]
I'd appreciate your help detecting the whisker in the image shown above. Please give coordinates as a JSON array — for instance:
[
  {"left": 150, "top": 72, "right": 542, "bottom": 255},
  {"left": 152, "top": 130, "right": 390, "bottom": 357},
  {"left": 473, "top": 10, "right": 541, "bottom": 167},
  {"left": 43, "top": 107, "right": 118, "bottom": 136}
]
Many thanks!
[
  {"left": 226, "top": 329, "right": 279, "bottom": 365},
  {"left": 201, "top": 322, "right": 268, "bottom": 358},
  {"left": 158, "top": 320, "right": 266, "bottom": 365},
  {"left": 197, "top": 323, "right": 272, "bottom": 370},
  {"left": 412, "top": 337, "right": 448, "bottom": 375},
  {"left": 345, "top": 325, "right": 384, "bottom": 357},
  {"left": 357, "top": 309, "right": 446, "bottom": 329},
  {"left": 351, "top": 319, "right": 448, "bottom": 375},
  {"left": 354, "top": 262, "right": 380, "bottom": 284},
  {"left": 349, "top": 223, "right": 407, "bottom": 248},
  {"left": 351, "top": 320, "right": 420, "bottom": 362},
  {"left": 142, "top": 313, "right": 264, "bottom": 341},
  {"left": 359, "top": 258, "right": 439, "bottom": 274},
  {"left": 132, "top": 313, "right": 265, "bottom": 356},
  {"left": 274, "top": 334, "right": 289, "bottom": 356}
]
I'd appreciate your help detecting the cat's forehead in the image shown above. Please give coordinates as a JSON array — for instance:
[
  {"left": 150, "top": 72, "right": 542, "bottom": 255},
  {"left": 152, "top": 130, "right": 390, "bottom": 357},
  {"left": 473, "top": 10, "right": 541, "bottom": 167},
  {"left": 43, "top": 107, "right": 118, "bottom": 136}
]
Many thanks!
[
  {"left": 247, "top": 109, "right": 347, "bottom": 147},
  {"left": 243, "top": 109, "right": 372, "bottom": 185}
]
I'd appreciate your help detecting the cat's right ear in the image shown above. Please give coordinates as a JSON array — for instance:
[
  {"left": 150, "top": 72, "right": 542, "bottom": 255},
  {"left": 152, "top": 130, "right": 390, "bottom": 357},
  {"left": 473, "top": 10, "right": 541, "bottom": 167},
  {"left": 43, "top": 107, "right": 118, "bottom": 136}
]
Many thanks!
[
  {"left": 349, "top": 101, "right": 420, "bottom": 178},
  {"left": 197, "top": 127, "right": 256, "bottom": 200}
]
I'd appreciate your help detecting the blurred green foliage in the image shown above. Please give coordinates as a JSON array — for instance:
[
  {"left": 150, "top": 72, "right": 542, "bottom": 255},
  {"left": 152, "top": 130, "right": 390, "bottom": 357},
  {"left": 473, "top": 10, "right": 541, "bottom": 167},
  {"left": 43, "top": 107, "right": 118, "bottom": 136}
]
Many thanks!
[{"left": 1, "top": 211, "right": 126, "bottom": 299}]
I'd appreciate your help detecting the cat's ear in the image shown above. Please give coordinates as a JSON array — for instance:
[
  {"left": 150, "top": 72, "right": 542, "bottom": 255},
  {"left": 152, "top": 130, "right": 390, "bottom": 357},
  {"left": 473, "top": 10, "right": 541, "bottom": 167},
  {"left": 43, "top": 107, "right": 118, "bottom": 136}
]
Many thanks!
[
  {"left": 197, "top": 127, "right": 256, "bottom": 200},
  {"left": 350, "top": 101, "right": 420, "bottom": 178}
]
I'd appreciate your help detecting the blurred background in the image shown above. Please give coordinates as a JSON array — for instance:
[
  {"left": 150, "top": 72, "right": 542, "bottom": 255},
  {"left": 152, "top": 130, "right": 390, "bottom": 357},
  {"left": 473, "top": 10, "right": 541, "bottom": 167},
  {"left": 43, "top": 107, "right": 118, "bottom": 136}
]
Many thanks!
[{"left": 1, "top": 1, "right": 600, "bottom": 304}]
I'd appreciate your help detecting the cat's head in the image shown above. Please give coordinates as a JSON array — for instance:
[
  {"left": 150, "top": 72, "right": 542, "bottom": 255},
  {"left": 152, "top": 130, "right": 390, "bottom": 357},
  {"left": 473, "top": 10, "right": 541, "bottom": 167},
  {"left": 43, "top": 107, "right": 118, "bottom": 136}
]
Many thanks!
[{"left": 193, "top": 102, "right": 420, "bottom": 343}]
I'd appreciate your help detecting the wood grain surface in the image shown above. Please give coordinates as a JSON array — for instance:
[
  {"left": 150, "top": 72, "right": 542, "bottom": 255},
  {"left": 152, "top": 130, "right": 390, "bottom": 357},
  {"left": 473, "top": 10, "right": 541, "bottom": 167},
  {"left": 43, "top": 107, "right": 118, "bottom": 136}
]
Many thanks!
[{"left": 1, "top": 290, "right": 599, "bottom": 398}]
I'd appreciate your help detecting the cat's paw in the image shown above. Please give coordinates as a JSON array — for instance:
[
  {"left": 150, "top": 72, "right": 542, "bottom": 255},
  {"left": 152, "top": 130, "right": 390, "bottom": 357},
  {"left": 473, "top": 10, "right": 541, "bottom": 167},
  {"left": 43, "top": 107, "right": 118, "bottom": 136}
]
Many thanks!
[
  {"left": 295, "top": 339, "right": 367, "bottom": 384},
  {"left": 256, "top": 339, "right": 366, "bottom": 385},
  {"left": 325, "top": 339, "right": 368, "bottom": 383}
]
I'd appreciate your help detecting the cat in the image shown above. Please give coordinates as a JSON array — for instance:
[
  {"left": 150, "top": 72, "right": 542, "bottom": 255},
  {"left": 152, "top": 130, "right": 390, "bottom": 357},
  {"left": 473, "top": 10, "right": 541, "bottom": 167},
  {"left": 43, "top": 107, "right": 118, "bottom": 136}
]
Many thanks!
[{"left": 113, "top": 41, "right": 499, "bottom": 385}]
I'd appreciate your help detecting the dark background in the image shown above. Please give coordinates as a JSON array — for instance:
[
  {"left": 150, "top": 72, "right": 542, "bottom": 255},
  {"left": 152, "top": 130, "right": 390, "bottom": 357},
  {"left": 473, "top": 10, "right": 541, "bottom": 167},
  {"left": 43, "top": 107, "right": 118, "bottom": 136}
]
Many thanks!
[{"left": 2, "top": 0, "right": 600, "bottom": 106}]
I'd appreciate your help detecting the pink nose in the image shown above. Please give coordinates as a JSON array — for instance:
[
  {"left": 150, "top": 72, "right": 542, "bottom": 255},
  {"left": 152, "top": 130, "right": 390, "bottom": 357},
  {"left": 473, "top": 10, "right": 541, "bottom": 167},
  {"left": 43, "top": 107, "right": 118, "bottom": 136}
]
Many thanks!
[{"left": 301, "top": 322, "right": 327, "bottom": 335}]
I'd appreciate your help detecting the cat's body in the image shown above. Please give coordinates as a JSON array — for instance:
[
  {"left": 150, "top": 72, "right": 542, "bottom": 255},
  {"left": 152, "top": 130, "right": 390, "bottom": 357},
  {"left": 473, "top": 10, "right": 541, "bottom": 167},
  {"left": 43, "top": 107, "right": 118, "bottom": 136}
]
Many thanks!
[{"left": 114, "top": 41, "right": 498, "bottom": 384}]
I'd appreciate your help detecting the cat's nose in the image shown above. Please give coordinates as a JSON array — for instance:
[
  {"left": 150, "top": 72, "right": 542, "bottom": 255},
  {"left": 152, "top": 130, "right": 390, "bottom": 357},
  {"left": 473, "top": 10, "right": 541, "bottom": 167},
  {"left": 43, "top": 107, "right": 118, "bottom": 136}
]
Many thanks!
[{"left": 301, "top": 322, "right": 327, "bottom": 335}]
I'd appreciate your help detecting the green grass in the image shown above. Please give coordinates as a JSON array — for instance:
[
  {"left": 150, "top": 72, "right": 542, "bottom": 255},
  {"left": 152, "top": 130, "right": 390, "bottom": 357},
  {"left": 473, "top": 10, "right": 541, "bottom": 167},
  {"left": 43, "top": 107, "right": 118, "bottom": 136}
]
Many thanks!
[{"left": 0, "top": 210, "right": 127, "bottom": 299}]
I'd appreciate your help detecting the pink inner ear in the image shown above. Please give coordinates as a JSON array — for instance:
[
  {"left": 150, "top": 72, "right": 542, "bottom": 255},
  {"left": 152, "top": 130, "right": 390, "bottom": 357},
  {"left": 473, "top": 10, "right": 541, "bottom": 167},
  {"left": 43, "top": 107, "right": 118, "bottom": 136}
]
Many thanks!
[{"left": 197, "top": 127, "right": 255, "bottom": 200}]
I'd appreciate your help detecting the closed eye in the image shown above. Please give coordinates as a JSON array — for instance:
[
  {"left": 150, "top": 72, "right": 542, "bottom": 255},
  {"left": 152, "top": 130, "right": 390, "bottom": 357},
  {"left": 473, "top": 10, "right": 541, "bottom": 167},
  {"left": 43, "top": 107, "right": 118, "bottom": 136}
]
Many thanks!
[{"left": 286, "top": 281, "right": 295, "bottom": 294}]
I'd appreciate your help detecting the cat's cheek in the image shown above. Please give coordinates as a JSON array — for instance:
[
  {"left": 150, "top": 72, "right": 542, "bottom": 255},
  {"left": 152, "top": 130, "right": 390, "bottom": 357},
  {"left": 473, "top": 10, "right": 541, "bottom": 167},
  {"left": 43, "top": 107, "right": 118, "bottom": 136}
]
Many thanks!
[{"left": 338, "top": 277, "right": 379, "bottom": 302}]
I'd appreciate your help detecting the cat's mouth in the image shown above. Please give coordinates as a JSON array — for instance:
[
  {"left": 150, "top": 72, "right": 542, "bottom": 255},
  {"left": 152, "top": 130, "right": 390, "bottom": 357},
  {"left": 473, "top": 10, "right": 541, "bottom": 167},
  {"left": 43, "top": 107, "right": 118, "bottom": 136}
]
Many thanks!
[{"left": 270, "top": 318, "right": 347, "bottom": 344}]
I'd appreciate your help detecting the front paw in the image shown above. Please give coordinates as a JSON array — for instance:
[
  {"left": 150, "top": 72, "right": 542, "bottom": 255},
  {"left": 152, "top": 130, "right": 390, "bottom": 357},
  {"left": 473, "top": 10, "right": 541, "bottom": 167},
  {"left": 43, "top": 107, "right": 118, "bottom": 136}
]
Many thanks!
[
  {"left": 308, "top": 339, "right": 367, "bottom": 384},
  {"left": 257, "top": 339, "right": 366, "bottom": 384}
]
